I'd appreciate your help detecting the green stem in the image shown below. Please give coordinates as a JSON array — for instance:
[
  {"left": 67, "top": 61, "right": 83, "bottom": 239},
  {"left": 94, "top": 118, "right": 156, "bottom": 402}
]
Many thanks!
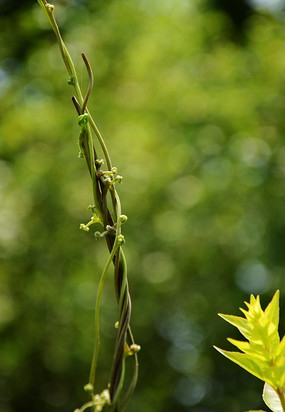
[
  {"left": 120, "top": 327, "right": 139, "bottom": 411},
  {"left": 89, "top": 190, "right": 123, "bottom": 389},
  {"left": 37, "top": 3, "right": 139, "bottom": 411},
  {"left": 89, "top": 238, "right": 121, "bottom": 390},
  {"left": 110, "top": 359, "right": 126, "bottom": 411},
  {"left": 37, "top": 0, "right": 84, "bottom": 103},
  {"left": 86, "top": 124, "right": 103, "bottom": 222},
  {"left": 118, "top": 255, "right": 128, "bottom": 318},
  {"left": 120, "top": 354, "right": 138, "bottom": 412},
  {"left": 38, "top": 0, "right": 105, "bottom": 222},
  {"left": 88, "top": 113, "right": 113, "bottom": 171}
]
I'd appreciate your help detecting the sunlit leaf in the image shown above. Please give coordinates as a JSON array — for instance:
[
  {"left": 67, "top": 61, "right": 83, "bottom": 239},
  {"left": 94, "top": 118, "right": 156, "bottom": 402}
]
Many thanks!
[
  {"left": 262, "top": 383, "right": 283, "bottom": 412},
  {"left": 227, "top": 338, "right": 269, "bottom": 362},
  {"left": 265, "top": 291, "right": 280, "bottom": 327},
  {"left": 216, "top": 291, "right": 285, "bottom": 391},
  {"left": 214, "top": 346, "right": 272, "bottom": 385},
  {"left": 218, "top": 313, "right": 252, "bottom": 339}
]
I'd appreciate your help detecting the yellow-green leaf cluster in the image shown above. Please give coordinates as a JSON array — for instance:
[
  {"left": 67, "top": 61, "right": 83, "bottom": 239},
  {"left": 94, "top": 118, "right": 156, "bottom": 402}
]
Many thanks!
[{"left": 215, "top": 291, "right": 285, "bottom": 391}]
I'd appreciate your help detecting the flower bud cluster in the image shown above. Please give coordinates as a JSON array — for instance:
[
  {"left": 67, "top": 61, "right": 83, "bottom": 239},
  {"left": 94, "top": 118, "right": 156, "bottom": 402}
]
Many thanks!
[{"left": 97, "top": 166, "right": 123, "bottom": 187}]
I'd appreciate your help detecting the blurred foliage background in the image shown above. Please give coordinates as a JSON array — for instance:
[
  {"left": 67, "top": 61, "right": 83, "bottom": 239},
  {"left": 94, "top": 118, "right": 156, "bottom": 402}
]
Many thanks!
[{"left": 1, "top": 0, "right": 285, "bottom": 411}]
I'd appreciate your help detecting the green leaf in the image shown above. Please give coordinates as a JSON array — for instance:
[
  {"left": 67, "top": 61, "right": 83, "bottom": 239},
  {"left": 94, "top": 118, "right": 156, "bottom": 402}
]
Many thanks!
[
  {"left": 275, "top": 336, "right": 285, "bottom": 357},
  {"left": 227, "top": 338, "right": 269, "bottom": 362},
  {"left": 218, "top": 313, "right": 252, "bottom": 339},
  {"left": 262, "top": 383, "right": 283, "bottom": 412},
  {"left": 265, "top": 291, "right": 280, "bottom": 329},
  {"left": 213, "top": 346, "right": 271, "bottom": 384},
  {"left": 216, "top": 291, "right": 285, "bottom": 390}
]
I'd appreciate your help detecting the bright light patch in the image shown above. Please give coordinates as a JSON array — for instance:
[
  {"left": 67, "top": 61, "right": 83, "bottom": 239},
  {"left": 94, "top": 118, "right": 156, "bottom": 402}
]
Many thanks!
[{"left": 247, "top": 0, "right": 284, "bottom": 11}]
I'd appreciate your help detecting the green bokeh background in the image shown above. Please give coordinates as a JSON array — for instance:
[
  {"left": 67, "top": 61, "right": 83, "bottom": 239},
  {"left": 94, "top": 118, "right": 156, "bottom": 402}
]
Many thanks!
[{"left": 1, "top": 1, "right": 285, "bottom": 411}]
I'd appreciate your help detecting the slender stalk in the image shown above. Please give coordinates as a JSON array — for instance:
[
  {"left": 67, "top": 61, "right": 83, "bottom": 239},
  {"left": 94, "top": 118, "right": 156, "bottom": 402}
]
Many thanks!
[
  {"left": 37, "top": 0, "right": 84, "bottom": 102},
  {"left": 88, "top": 114, "right": 113, "bottom": 171},
  {"left": 110, "top": 360, "right": 126, "bottom": 412},
  {"left": 89, "top": 190, "right": 123, "bottom": 388},
  {"left": 120, "top": 330, "right": 139, "bottom": 411},
  {"left": 37, "top": 3, "right": 140, "bottom": 411},
  {"left": 89, "top": 236, "right": 121, "bottom": 388},
  {"left": 81, "top": 53, "right": 93, "bottom": 113}
]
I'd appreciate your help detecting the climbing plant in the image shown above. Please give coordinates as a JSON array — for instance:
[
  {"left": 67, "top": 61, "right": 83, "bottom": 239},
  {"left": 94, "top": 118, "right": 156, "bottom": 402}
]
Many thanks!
[{"left": 37, "top": 1, "right": 140, "bottom": 411}]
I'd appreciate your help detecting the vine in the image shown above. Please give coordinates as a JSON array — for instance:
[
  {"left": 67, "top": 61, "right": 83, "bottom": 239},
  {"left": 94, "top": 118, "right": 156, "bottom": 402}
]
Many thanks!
[{"left": 37, "top": 2, "right": 140, "bottom": 411}]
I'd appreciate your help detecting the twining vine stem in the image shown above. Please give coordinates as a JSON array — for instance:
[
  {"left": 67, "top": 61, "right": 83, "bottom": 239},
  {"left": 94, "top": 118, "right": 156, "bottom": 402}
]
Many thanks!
[{"left": 37, "top": 2, "right": 140, "bottom": 411}]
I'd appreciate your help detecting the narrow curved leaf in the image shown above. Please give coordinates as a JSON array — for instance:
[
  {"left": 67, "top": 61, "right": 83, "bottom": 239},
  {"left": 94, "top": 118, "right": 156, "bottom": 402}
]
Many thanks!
[
  {"left": 218, "top": 313, "right": 251, "bottom": 339},
  {"left": 213, "top": 346, "right": 271, "bottom": 384}
]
